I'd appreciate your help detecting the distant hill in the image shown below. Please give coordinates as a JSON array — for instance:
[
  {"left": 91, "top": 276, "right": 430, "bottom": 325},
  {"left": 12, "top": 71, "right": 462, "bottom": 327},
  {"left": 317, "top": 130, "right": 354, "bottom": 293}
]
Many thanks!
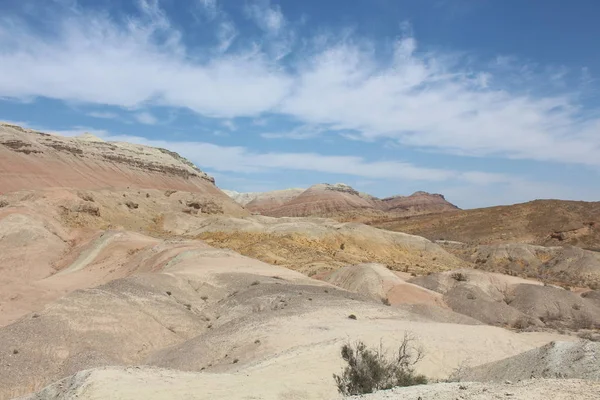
[
  {"left": 224, "top": 183, "right": 458, "bottom": 220},
  {"left": 373, "top": 199, "right": 600, "bottom": 250}
]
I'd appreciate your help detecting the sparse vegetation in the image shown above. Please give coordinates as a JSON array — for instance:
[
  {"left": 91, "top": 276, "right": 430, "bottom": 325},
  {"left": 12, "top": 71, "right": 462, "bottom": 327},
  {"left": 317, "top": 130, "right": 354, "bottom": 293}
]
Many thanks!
[
  {"left": 451, "top": 272, "right": 468, "bottom": 282},
  {"left": 75, "top": 203, "right": 100, "bottom": 216},
  {"left": 0, "top": 199, "right": 8, "bottom": 208},
  {"left": 333, "top": 334, "right": 427, "bottom": 396},
  {"left": 125, "top": 201, "right": 139, "bottom": 209},
  {"left": 250, "top": 281, "right": 260, "bottom": 286},
  {"left": 348, "top": 314, "right": 357, "bottom": 320},
  {"left": 381, "top": 297, "right": 391, "bottom": 306}
]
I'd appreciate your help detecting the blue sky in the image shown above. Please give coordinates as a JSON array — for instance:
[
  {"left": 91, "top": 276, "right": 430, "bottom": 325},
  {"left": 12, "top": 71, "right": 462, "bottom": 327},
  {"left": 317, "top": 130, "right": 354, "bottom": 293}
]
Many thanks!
[{"left": 1, "top": 0, "right": 600, "bottom": 208}]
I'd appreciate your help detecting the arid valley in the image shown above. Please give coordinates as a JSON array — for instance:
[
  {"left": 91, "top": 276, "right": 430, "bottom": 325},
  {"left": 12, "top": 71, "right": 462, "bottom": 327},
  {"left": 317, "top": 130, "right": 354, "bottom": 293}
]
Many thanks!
[{"left": 1, "top": 123, "right": 599, "bottom": 399}]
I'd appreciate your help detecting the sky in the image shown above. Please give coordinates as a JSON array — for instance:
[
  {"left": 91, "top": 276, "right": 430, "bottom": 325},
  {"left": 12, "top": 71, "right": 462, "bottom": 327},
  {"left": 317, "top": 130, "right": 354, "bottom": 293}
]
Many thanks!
[{"left": 1, "top": 0, "right": 600, "bottom": 209}]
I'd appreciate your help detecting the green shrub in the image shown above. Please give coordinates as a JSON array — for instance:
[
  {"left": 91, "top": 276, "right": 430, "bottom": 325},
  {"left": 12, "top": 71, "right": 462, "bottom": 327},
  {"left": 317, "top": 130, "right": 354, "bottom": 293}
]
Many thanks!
[{"left": 333, "top": 334, "right": 427, "bottom": 395}]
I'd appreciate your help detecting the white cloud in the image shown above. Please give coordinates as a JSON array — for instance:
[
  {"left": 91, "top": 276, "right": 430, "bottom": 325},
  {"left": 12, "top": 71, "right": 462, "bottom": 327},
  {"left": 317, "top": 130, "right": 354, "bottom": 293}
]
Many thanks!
[
  {"left": 87, "top": 111, "right": 119, "bottom": 119},
  {"left": 245, "top": 0, "right": 286, "bottom": 35},
  {"left": 135, "top": 111, "right": 158, "bottom": 125},
  {"left": 81, "top": 131, "right": 514, "bottom": 184},
  {"left": 0, "top": 2, "right": 599, "bottom": 170},
  {"left": 198, "top": 0, "right": 217, "bottom": 17},
  {"left": 281, "top": 38, "right": 600, "bottom": 166},
  {"left": 216, "top": 20, "right": 237, "bottom": 52},
  {"left": 0, "top": 3, "right": 291, "bottom": 117},
  {"left": 221, "top": 119, "right": 237, "bottom": 131},
  {"left": 260, "top": 124, "right": 326, "bottom": 140}
]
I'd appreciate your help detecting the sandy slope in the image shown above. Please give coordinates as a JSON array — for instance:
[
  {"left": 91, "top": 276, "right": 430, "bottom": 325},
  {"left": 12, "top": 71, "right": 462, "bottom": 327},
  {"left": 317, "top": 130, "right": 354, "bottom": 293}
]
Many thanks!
[
  {"left": 348, "top": 379, "right": 600, "bottom": 400},
  {"left": 0, "top": 225, "right": 574, "bottom": 399}
]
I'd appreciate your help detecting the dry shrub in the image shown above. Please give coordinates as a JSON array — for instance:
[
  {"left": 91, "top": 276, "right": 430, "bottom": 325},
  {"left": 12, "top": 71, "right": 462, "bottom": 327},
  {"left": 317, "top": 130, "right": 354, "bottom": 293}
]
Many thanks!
[
  {"left": 75, "top": 203, "right": 100, "bottom": 216},
  {"left": 0, "top": 199, "right": 8, "bottom": 208},
  {"left": 333, "top": 333, "right": 427, "bottom": 396},
  {"left": 451, "top": 272, "right": 468, "bottom": 282},
  {"left": 125, "top": 201, "right": 139, "bottom": 209}
]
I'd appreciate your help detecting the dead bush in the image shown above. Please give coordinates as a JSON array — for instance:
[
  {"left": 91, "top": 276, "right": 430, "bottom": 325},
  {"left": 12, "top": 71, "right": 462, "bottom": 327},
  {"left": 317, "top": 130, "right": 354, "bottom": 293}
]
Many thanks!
[
  {"left": 450, "top": 272, "right": 468, "bottom": 282},
  {"left": 333, "top": 334, "right": 427, "bottom": 396},
  {"left": 125, "top": 201, "right": 139, "bottom": 209},
  {"left": 75, "top": 203, "right": 100, "bottom": 216}
]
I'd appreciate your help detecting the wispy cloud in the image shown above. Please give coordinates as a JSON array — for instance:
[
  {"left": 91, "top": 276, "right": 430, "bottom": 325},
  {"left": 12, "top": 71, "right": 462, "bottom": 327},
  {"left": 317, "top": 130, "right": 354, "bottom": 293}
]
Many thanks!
[
  {"left": 0, "top": 0, "right": 599, "bottom": 170},
  {"left": 221, "top": 119, "right": 237, "bottom": 131},
  {"left": 135, "top": 111, "right": 158, "bottom": 125},
  {"left": 82, "top": 131, "right": 512, "bottom": 184},
  {"left": 260, "top": 124, "right": 326, "bottom": 140},
  {"left": 87, "top": 111, "right": 119, "bottom": 119},
  {"left": 245, "top": 0, "right": 286, "bottom": 35}
]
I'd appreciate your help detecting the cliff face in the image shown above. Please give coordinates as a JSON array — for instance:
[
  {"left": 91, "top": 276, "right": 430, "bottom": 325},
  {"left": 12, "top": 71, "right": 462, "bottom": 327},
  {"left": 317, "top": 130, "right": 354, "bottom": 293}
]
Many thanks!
[{"left": 0, "top": 123, "right": 223, "bottom": 196}]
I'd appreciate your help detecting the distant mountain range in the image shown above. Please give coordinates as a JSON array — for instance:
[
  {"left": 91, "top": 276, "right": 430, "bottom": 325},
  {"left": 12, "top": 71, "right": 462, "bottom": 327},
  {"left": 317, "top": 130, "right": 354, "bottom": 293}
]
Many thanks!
[{"left": 224, "top": 183, "right": 459, "bottom": 219}]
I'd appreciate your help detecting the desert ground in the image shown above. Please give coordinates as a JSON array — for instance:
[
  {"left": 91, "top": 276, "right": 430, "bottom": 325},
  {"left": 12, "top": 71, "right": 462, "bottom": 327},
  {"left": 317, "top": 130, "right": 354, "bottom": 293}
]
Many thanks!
[{"left": 1, "top": 123, "right": 600, "bottom": 399}]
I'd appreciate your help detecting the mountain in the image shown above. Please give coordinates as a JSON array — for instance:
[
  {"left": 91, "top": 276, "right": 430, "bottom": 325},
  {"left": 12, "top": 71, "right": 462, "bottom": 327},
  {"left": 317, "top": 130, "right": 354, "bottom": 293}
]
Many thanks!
[{"left": 224, "top": 183, "right": 459, "bottom": 219}]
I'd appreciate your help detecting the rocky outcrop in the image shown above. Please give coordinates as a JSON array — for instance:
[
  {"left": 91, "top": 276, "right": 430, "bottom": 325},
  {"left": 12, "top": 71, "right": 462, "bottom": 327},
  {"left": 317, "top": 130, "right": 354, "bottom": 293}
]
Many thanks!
[{"left": 0, "top": 123, "right": 227, "bottom": 197}]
